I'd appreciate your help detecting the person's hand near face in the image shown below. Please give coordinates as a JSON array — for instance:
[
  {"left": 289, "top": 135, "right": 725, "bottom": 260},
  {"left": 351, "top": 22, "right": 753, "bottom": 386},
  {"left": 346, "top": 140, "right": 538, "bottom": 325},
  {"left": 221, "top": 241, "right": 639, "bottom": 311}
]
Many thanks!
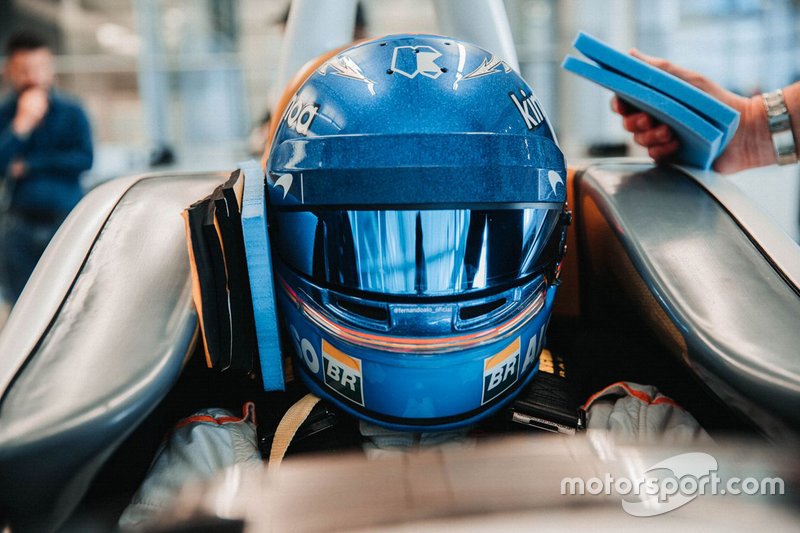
[
  {"left": 5, "top": 47, "right": 54, "bottom": 137},
  {"left": 12, "top": 87, "right": 49, "bottom": 137}
]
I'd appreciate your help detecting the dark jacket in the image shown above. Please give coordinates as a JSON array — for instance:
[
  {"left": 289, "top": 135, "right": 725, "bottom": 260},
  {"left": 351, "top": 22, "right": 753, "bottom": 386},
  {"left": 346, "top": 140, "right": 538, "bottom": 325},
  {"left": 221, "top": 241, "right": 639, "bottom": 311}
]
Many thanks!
[{"left": 0, "top": 90, "right": 93, "bottom": 217}]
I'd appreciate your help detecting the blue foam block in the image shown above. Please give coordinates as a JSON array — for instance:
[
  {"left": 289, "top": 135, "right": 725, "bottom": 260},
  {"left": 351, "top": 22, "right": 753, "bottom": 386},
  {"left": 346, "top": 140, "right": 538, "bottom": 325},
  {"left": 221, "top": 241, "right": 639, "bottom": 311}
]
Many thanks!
[
  {"left": 573, "top": 32, "right": 740, "bottom": 149},
  {"left": 562, "top": 55, "right": 723, "bottom": 169},
  {"left": 239, "top": 160, "right": 284, "bottom": 391}
]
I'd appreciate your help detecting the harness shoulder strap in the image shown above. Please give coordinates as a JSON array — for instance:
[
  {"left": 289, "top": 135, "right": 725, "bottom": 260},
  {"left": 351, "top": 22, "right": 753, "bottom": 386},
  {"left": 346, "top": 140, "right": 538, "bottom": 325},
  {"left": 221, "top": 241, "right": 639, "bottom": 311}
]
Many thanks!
[{"left": 268, "top": 393, "right": 321, "bottom": 467}]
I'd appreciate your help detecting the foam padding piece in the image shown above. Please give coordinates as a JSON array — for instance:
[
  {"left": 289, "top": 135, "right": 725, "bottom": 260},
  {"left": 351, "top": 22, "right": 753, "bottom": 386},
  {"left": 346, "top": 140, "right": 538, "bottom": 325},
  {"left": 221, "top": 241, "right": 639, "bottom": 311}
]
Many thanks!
[
  {"left": 573, "top": 31, "right": 740, "bottom": 148},
  {"left": 562, "top": 55, "right": 723, "bottom": 169},
  {"left": 240, "top": 160, "right": 284, "bottom": 391}
]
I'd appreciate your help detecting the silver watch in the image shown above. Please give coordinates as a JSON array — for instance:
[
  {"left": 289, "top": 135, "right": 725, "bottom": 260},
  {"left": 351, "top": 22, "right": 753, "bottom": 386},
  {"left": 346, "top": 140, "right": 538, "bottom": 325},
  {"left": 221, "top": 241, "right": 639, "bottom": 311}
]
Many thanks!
[{"left": 762, "top": 89, "right": 798, "bottom": 165}]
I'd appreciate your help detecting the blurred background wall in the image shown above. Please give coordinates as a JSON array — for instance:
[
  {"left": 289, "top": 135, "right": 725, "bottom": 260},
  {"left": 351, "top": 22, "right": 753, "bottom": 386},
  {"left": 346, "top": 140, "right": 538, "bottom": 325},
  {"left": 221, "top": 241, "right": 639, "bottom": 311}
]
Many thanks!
[{"left": 1, "top": 0, "right": 798, "bottom": 240}]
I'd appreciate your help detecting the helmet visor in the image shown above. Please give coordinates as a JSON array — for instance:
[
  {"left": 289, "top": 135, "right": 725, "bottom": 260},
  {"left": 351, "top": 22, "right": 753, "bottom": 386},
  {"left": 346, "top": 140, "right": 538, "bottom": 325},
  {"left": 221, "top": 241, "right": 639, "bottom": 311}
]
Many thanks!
[{"left": 274, "top": 207, "right": 562, "bottom": 297}]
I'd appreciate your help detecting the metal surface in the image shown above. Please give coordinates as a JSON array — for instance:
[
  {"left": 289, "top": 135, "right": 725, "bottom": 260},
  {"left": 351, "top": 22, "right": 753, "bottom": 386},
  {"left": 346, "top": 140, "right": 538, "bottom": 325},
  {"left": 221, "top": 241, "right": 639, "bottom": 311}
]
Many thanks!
[
  {"left": 762, "top": 89, "right": 798, "bottom": 166},
  {"left": 679, "top": 164, "right": 800, "bottom": 291},
  {"left": 0, "top": 171, "right": 226, "bottom": 531},
  {"left": 274, "top": 0, "right": 358, "bottom": 104},
  {"left": 578, "top": 162, "right": 800, "bottom": 435},
  {"left": 0, "top": 175, "right": 140, "bottom": 397},
  {"left": 274, "top": 0, "right": 521, "bottom": 112},
  {"left": 433, "top": 0, "right": 520, "bottom": 72}
]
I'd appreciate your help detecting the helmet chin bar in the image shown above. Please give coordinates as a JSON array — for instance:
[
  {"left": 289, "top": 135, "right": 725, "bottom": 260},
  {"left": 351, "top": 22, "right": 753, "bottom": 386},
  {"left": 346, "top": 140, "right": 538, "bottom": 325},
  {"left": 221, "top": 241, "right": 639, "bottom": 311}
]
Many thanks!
[
  {"left": 277, "top": 270, "right": 548, "bottom": 354},
  {"left": 295, "top": 354, "right": 543, "bottom": 432},
  {"left": 280, "top": 280, "right": 559, "bottom": 431}
]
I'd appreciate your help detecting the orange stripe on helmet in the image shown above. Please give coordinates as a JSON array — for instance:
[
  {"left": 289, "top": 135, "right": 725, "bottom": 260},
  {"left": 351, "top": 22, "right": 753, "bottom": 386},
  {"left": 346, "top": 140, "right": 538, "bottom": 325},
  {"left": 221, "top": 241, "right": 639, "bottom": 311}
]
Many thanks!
[{"left": 278, "top": 276, "right": 546, "bottom": 354}]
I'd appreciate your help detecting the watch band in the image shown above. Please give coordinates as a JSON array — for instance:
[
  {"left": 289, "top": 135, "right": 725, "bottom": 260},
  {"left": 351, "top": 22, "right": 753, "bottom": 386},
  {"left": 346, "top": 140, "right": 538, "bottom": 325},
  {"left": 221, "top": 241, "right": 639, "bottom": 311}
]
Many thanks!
[{"left": 762, "top": 89, "right": 798, "bottom": 165}]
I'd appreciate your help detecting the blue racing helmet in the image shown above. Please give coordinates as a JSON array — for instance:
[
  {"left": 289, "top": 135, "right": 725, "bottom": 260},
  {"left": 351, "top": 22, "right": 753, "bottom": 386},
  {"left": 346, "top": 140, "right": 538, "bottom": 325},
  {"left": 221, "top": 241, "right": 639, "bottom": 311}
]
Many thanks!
[{"left": 264, "top": 34, "right": 568, "bottom": 431}]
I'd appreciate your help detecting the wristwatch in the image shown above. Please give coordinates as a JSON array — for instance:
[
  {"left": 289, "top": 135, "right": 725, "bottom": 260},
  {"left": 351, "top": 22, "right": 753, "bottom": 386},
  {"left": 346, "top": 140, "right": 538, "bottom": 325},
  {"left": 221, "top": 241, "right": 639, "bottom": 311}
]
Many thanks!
[{"left": 762, "top": 89, "right": 798, "bottom": 165}]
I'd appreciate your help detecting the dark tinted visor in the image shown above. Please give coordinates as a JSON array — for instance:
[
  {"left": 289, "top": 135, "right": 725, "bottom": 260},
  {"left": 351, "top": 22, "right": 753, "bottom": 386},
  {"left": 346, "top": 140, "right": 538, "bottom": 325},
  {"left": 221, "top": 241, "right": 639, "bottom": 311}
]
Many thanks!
[{"left": 273, "top": 208, "right": 562, "bottom": 297}]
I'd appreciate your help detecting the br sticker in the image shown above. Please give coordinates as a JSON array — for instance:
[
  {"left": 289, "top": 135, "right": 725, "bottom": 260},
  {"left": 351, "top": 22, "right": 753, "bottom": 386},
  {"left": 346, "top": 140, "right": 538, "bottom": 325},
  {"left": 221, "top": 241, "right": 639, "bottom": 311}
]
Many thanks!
[
  {"left": 481, "top": 338, "right": 520, "bottom": 405},
  {"left": 322, "top": 340, "right": 365, "bottom": 406}
]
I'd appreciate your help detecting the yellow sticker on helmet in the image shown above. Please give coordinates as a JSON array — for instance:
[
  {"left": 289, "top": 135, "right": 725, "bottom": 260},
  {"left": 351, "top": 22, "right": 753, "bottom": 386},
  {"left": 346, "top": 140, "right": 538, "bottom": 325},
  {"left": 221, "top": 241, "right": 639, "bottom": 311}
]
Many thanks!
[
  {"left": 482, "top": 338, "right": 520, "bottom": 405},
  {"left": 322, "top": 340, "right": 364, "bottom": 406}
]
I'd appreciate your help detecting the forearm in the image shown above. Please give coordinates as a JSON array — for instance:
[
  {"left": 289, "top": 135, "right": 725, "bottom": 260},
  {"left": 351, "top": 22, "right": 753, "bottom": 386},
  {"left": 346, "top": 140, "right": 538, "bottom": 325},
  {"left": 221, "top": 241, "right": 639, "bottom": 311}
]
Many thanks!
[
  {"left": 739, "top": 95, "right": 776, "bottom": 170},
  {"left": 713, "top": 84, "right": 800, "bottom": 174}
]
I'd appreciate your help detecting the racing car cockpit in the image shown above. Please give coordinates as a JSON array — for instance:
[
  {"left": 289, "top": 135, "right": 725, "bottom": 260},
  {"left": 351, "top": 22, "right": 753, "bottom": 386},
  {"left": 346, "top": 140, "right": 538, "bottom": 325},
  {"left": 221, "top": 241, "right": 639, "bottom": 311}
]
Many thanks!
[{"left": 0, "top": 1, "right": 798, "bottom": 531}]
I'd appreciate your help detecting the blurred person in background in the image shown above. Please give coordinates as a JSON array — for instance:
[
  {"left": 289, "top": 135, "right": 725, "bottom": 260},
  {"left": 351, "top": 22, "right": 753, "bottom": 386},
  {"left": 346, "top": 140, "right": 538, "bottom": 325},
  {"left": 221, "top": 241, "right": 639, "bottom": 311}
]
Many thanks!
[
  {"left": 0, "top": 30, "right": 93, "bottom": 303},
  {"left": 613, "top": 50, "right": 800, "bottom": 173}
]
